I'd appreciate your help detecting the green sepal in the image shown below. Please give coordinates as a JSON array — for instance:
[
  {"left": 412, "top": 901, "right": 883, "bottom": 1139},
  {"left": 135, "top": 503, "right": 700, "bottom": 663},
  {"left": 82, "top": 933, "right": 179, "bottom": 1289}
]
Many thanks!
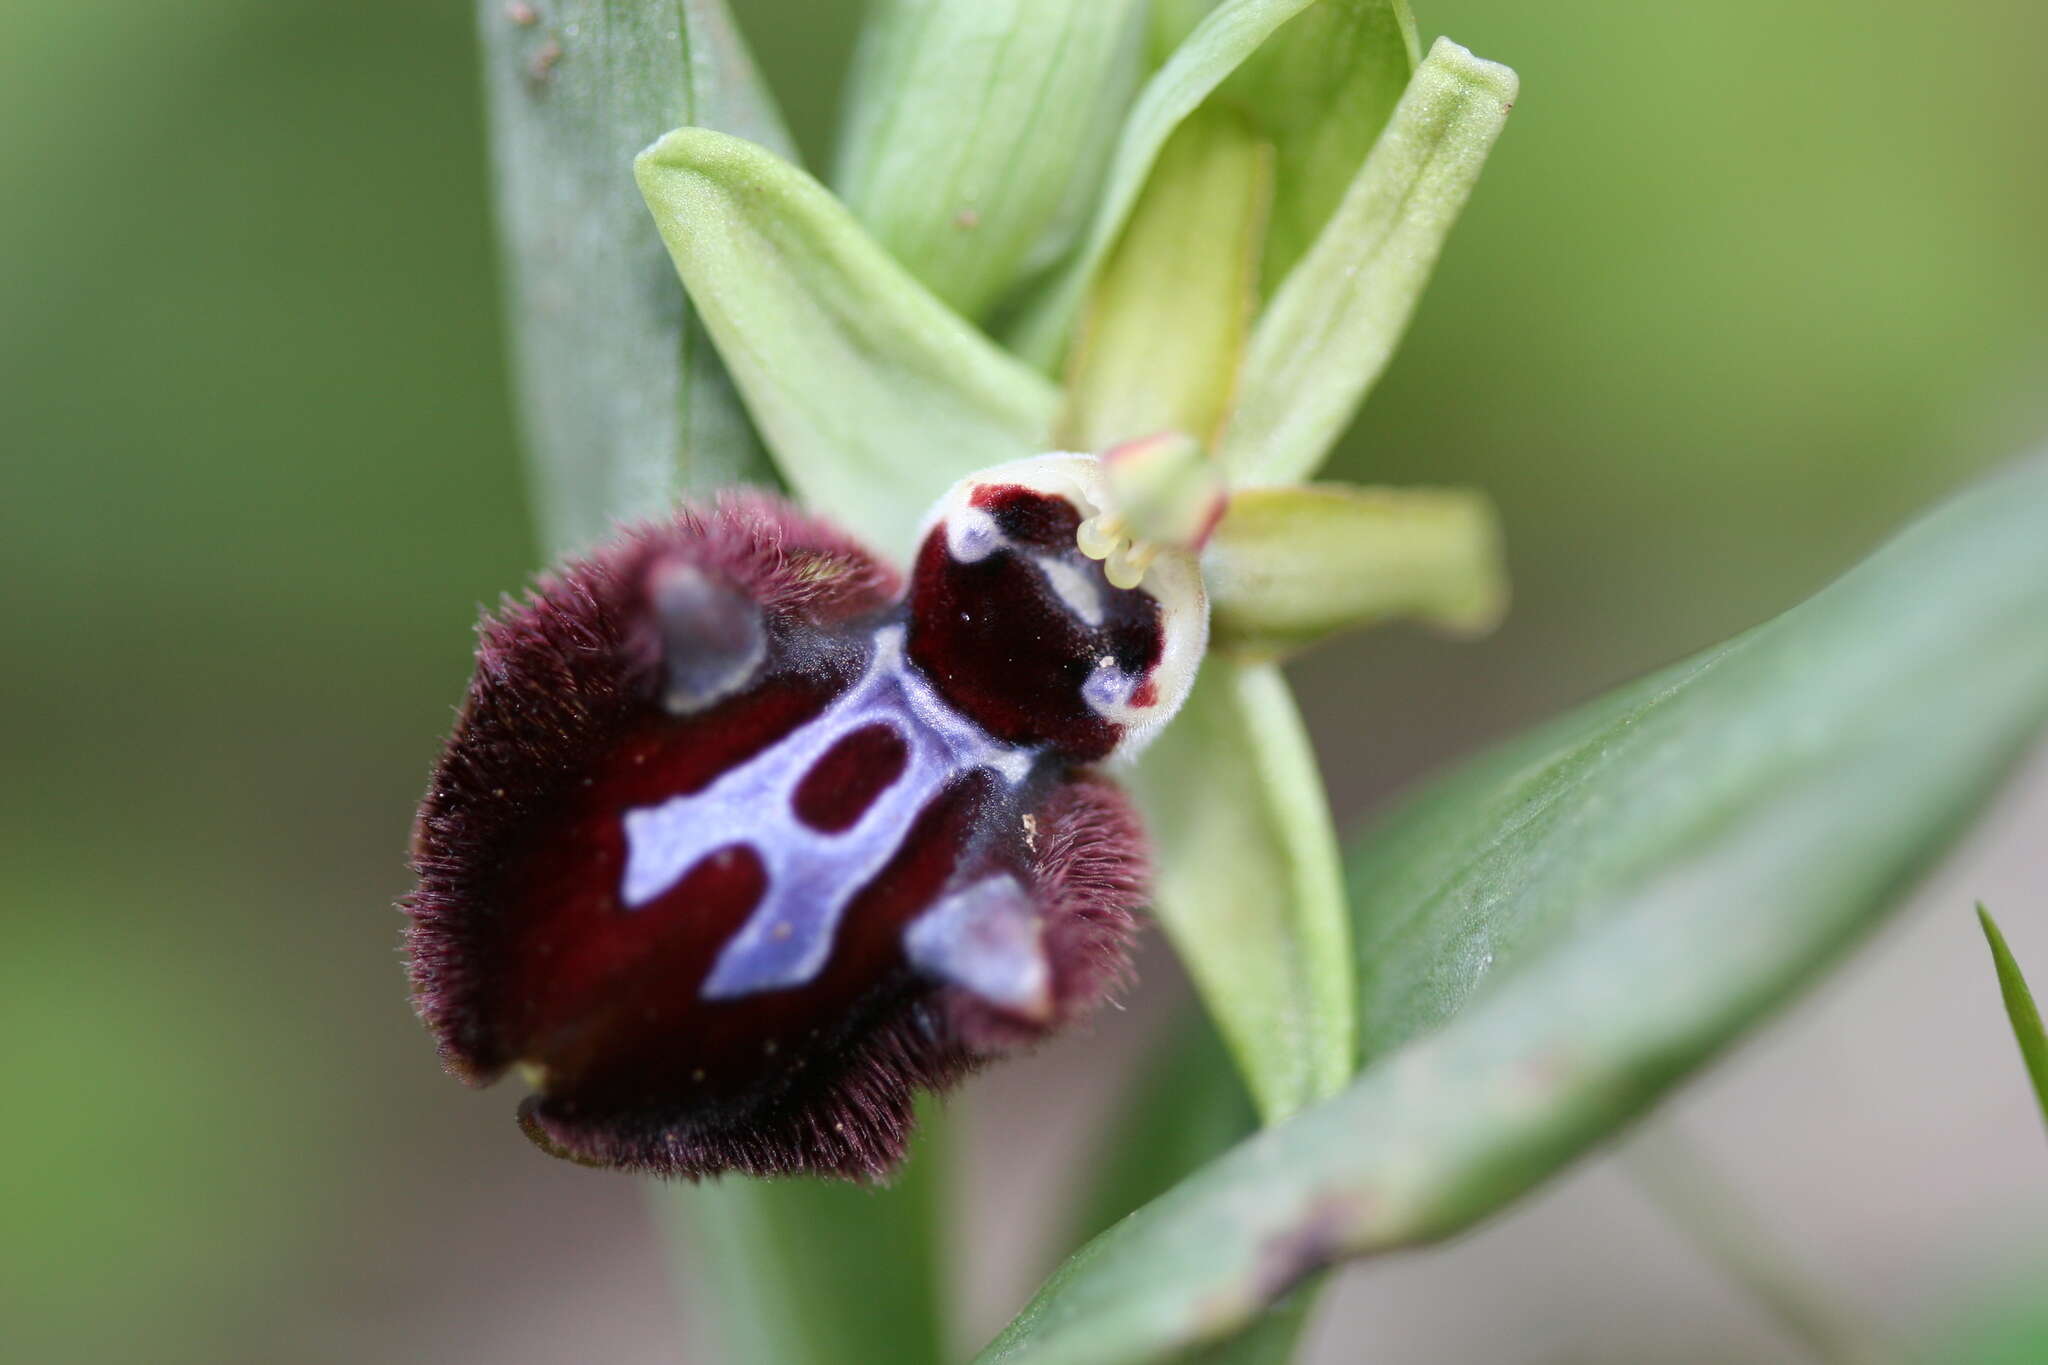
[
  {"left": 635, "top": 128, "right": 1061, "bottom": 558},
  {"left": 1221, "top": 38, "right": 1516, "bottom": 484},
  {"left": 1204, "top": 483, "right": 1506, "bottom": 658}
]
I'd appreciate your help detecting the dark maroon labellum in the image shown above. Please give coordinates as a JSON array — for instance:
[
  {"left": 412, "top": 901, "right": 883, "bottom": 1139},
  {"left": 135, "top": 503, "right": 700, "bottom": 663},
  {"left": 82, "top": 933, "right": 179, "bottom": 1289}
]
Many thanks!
[{"left": 405, "top": 461, "right": 1204, "bottom": 1180}]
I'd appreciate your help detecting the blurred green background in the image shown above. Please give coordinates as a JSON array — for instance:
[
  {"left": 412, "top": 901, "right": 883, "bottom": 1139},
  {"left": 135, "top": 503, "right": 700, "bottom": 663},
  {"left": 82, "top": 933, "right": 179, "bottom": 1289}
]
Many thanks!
[{"left": 4, "top": 1, "right": 2045, "bottom": 1362}]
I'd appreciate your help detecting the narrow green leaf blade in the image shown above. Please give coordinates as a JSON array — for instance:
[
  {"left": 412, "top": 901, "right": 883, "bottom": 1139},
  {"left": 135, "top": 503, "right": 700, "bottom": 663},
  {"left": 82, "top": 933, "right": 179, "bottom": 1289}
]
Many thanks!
[
  {"left": 1217, "top": 0, "right": 1419, "bottom": 294},
  {"left": 635, "top": 129, "right": 1062, "bottom": 557},
  {"left": 982, "top": 455, "right": 2048, "bottom": 1364},
  {"left": 1204, "top": 483, "right": 1506, "bottom": 658},
  {"left": 1220, "top": 38, "right": 1516, "bottom": 484},
  {"left": 1127, "top": 658, "right": 1355, "bottom": 1126},
  {"left": 1067, "top": 1007, "right": 1321, "bottom": 1363},
  {"left": 1976, "top": 905, "right": 2048, "bottom": 1135},
  {"left": 1007, "top": 0, "right": 1321, "bottom": 370},
  {"left": 835, "top": 0, "right": 1149, "bottom": 323},
  {"left": 477, "top": 0, "right": 793, "bottom": 557},
  {"left": 1347, "top": 452, "right": 2047, "bottom": 1060}
]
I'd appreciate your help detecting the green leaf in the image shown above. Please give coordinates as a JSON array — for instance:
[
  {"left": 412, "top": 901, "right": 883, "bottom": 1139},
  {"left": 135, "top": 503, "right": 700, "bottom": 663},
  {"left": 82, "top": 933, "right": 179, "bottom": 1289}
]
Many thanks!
[
  {"left": 1006, "top": 0, "right": 1324, "bottom": 370},
  {"left": 1976, "top": 905, "right": 2048, "bottom": 1135},
  {"left": 1062, "top": 108, "right": 1269, "bottom": 450},
  {"left": 1348, "top": 454, "right": 2048, "bottom": 1059},
  {"left": 981, "top": 455, "right": 2048, "bottom": 1363},
  {"left": 1203, "top": 483, "right": 1506, "bottom": 658},
  {"left": 635, "top": 128, "right": 1062, "bottom": 558},
  {"left": 834, "top": 0, "right": 1149, "bottom": 324},
  {"left": 663, "top": 1107, "right": 951, "bottom": 1365},
  {"left": 1220, "top": 38, "right": 1516, "bottom": 485},
  {"left": 1215, "top": 0, "right": 1419, "bottom": 296},
  {"left": 1067, "top": 1007, "right": 1322, "bottom": 1362},
  {"left": 1127, "top": 658, "right": 1354, "bottom": 1126},
  {"left": 476, "top": 0, "right": 793, "bottom": 557}
]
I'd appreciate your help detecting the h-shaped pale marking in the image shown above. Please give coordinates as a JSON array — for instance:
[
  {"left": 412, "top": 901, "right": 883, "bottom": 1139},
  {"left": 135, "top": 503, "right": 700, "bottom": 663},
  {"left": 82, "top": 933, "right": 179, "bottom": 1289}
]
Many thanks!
[{"left": 620, "top": 625, "right": 1035, "bottom": 999}]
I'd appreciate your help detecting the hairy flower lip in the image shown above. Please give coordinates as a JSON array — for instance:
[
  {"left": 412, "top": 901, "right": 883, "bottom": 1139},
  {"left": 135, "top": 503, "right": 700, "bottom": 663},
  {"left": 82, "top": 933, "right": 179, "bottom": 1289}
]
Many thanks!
[{"left": 406, "top": 467, "right": 1200, "bottom": 1179}]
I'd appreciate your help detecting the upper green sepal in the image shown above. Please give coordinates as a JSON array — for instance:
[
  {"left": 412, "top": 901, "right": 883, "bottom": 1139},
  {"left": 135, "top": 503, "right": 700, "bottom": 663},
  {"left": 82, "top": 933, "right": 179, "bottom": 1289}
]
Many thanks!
[
  {"left": 1221, "top": 38, "right": 1517, "bottom": 484},
  {"left": 635, "top": 128, "right": 1061, "bottom": 558},
  {"left": 1006, "top": 0, "right": 1328, "bottom": 370},
  {"left": 1214, "top": 0, "right": 1420, "bottom": 294}
]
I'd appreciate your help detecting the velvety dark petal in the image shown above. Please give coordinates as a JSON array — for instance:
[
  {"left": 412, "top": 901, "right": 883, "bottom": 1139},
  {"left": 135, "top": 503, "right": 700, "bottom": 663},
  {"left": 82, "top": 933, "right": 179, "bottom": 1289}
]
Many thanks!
[
  {"left": 512, "top": 774, "right": 1144, "bottom": 1179},
  {"left": 404, "top": 484, "right": 1157, "bottom": 1181},
  {"left": 406, "top": 494, "right": 899, "bottom": 1090}
]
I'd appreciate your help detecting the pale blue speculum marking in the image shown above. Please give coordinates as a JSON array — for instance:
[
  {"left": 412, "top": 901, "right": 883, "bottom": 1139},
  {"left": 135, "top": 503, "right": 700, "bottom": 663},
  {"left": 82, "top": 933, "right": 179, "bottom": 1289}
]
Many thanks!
[
  {"left": 619, "top": 625, "right": 1036, "bottom": 1000},
  {"left": 902, "top": 874, "right": 1049, "bottom": 1018}
]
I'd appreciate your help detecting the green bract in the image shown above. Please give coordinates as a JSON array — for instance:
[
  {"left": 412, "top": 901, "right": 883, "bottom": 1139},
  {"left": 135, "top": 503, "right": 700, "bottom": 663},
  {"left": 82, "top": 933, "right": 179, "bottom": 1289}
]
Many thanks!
[
  {"left": 1062, "top": 106, "right": 1267, "bottom": 451},
  {"left": 836, "top": 0, "right": 1149, "bottom": 324},
  {"left": 1222, "top": 0, "right": 1419, "bottom": 294},
  {"left": 1008, "top": 0, "right": 1386, "bottom": 369}
]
